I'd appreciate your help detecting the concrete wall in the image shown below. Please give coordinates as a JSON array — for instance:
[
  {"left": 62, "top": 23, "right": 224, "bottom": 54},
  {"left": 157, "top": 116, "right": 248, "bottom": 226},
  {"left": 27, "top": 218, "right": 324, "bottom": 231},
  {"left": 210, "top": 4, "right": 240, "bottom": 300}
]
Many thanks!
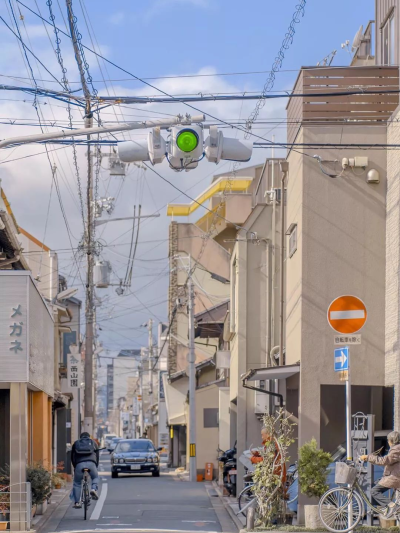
[
  {"left": 218, "top": 388, "right": 230, "bottom": 451},
  {"left": 229, "top": 200, "right": 282, "bottom": 491},
  {"left": 286, "top": 124, "right": 387, "bottom": 453},
  {"left": 386, "top": 105, "right": 400, "bottom": 428},
  {"left": 195, "top": 384, "right": 220, "bottom": 476},
  {"left": 19, "top": 232, "right": 57, "bottom": 301}
]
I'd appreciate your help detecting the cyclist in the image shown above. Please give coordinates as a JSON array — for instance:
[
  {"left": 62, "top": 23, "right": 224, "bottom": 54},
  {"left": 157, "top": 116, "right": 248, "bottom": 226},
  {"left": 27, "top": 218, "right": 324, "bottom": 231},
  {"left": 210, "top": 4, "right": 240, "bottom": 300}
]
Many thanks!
[
  {"left": 360, "top": 430, "right": 400, "bottom": 517},
  {"left": 71, "top": 432, "right": 100, "bottom": 509}
]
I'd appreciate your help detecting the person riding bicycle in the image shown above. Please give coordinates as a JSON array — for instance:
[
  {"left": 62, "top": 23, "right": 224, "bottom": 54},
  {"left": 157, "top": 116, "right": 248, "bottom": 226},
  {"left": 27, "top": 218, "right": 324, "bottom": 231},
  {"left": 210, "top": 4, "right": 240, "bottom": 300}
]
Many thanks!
[
  {"left": 71, "top": 432, "right": 100, "bottom": 509},
  {"left": 360, "top": 430, "right": 400, "bottom": 517}
]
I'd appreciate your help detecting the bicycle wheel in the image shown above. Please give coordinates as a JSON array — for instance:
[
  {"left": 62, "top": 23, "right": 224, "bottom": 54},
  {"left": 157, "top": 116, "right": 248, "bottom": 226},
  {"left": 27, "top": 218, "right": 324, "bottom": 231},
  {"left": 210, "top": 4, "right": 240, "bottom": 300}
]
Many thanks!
[
  {"left": 319, "top": 487, "right": 363, "bottom": 533},
  {"left": 83, "top": 483, "right": 90, "bottom": 521},
  {"left": 238, "top": 485, "right": 255, "bottom": 517}
]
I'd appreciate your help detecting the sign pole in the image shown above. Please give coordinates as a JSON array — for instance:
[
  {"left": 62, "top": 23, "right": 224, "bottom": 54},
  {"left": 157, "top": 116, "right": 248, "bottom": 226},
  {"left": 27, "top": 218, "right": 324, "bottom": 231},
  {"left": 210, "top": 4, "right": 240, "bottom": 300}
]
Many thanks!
[
  {"left": 346, "top": 352, "right": 352, "bottom": 461},
  {"left": 345, "top": 349, "right": 353, "bottom": 530}
]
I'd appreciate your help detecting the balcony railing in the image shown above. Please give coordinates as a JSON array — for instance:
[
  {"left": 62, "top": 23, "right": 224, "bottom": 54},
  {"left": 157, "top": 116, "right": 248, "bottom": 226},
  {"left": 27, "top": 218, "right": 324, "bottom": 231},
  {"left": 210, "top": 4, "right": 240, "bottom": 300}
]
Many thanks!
[{"left": 287, "top": 66, "right": 399, "bottom": 144}]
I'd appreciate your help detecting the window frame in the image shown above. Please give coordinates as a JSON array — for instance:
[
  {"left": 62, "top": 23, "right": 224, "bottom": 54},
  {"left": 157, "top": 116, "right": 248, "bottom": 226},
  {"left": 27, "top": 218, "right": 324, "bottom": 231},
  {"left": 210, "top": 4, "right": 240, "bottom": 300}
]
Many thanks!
[{"left": 381, "top": 11, "right": 396, "bottom": 65}]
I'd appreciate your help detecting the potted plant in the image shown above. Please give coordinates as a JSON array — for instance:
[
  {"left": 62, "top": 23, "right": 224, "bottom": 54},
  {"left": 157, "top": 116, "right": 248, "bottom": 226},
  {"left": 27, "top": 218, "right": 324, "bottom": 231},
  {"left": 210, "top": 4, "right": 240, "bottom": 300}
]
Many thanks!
[
  {"left": 0, "top": 488, "right": 9, "bottom": 531},
  {"left": 51, "top": 472, "right": 66, "bottom": 490},
  {"left": 298, "top": 438, "right": 332, "bottom": 528},
  {"left": 27, "top": 463, "right": 51, "bottom": 516},
  {"left": 0, "top": 466, "right": 10, "bottom": 530}
]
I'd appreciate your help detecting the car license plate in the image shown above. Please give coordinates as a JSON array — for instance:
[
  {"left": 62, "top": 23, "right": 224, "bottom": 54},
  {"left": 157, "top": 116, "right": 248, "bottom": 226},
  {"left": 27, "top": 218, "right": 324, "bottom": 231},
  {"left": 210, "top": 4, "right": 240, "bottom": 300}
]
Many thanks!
[
  {"left": 229, "top": 469, "right": 237, "bottom": 474},
  {"left": 130, "top": 465, "right": 141, "bottom": 470}
]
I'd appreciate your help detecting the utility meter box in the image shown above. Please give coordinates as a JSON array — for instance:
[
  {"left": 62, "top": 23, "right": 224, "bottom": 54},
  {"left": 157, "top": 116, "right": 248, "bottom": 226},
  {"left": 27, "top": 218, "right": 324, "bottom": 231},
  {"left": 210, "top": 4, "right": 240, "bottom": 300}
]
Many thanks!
[{"left": 94, "top": 260, "right": 112, "bottom": 288}]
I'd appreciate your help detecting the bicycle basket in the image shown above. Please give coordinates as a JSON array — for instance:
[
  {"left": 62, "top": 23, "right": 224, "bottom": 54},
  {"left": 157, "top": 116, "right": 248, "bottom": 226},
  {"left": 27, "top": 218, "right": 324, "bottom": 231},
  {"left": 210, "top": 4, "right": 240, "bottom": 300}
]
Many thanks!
[{"left": 335, "top": 462, "right": 357, "bottom": 486}]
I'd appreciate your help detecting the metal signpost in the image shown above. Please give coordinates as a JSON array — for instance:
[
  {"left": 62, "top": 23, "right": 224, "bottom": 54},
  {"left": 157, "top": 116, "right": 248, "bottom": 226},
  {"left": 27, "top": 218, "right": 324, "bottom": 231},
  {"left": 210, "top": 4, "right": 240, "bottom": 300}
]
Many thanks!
[
  {"left": 334, "top": 347, "right": 351, "bottom": 459},
  {"left": 329, "top": 295, "right": 368, "bottom": 531}
]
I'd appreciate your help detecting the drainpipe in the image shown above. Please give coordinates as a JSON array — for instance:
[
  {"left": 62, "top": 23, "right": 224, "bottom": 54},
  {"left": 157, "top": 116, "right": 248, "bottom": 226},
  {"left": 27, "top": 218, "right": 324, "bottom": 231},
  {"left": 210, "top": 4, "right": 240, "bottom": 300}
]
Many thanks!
[
  {"left": 265, "top": 239, "right": 271, "bottom": 365},
  {"left": 269, "top": 345, "right": 280, "bottom": 367},
  {"left": 279, "top": 161, "right": 289, "bottom": 367}
]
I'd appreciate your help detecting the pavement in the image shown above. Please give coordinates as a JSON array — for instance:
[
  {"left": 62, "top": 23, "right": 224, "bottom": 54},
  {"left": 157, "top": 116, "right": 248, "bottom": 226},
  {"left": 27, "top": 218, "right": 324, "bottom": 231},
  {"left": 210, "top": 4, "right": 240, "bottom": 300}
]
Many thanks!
[{"left": 37, "top": 451, "right": 238, "bottom": 533}]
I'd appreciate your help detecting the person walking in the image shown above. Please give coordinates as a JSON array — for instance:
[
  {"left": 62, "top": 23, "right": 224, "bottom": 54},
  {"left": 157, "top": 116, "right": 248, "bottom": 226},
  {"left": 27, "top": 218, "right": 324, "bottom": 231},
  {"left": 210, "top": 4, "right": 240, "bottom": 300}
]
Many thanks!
[
  {"left": 71, "top": 432, "right": 100, "bottom": 509},
  {"left": 360, "top": 431, "right": 400, "bottom": 517}
]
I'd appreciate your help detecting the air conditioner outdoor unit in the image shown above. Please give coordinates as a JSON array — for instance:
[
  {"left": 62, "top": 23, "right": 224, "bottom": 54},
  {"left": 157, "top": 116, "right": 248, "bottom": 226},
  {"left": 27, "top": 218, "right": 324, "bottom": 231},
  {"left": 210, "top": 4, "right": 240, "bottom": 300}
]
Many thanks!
[{"left": 254, "top": 380, "right": 271, "bottom": 415}]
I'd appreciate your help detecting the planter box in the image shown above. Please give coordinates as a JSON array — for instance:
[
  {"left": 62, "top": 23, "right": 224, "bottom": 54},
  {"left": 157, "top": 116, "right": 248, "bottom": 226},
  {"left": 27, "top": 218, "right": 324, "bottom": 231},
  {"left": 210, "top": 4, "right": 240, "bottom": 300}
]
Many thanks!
[
  {"left": 379, "top": 516, "right": 397, "bottom": 528},
  {"left": 304, "top": 504, "right": 323, "bottom": 529},
  {"left": 0, "top": 522, "right": 8, "bottom": 531},
  {"left": 36, "top": 500, "right": 48, "bottom": 516}
]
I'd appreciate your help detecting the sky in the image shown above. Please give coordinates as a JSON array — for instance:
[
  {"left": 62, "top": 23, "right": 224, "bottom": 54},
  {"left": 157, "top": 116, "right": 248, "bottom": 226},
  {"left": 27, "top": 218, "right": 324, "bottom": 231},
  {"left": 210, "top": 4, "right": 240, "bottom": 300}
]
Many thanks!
[{"left": 0, "top": 0, "right": 374, "bottom": 358}]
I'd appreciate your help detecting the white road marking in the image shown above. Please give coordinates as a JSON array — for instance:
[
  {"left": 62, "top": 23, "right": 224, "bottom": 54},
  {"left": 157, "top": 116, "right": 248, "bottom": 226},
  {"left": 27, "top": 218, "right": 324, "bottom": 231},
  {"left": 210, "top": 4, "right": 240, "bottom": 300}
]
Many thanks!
[
  {"left": 182, "top": 520, "right": 217, "bottom": 524},
  {"left": 330, "top": 310, "right": 365, "bottom": 320},
  {"left": 102, "top": 516, "right": 119, "bottom": 519},
  {"left": 97, "top": 524, "right": 132, "bottom": 526},
  {"left": 90, "top": 483, "right": 108, "bottom": 521},
  {"left": 92, "top": 530, "right": 219, "bottom": 532}
]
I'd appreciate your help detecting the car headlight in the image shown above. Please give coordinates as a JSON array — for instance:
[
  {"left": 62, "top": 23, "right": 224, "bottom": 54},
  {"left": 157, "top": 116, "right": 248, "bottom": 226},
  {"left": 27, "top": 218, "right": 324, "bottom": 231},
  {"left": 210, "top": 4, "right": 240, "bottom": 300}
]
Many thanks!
[
  {"left": 118, "top": 458, "right": 125, "bottom": 464},
  {"left": 146, "top": 457, "right": 153, "bottom": 463}
]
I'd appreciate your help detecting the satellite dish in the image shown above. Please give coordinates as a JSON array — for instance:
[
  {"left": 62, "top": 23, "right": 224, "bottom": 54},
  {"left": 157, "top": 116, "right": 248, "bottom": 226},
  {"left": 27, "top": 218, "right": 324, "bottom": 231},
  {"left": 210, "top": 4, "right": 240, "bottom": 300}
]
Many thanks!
[{"left": 351, "top": 25, "right": 364, "bottom": 52}]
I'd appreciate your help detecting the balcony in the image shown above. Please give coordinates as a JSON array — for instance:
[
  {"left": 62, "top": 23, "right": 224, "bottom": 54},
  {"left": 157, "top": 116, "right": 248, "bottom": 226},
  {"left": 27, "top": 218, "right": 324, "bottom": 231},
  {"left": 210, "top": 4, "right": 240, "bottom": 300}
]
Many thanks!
[{"left": 287, "top": 65, "right": 399, "bottom": 144}]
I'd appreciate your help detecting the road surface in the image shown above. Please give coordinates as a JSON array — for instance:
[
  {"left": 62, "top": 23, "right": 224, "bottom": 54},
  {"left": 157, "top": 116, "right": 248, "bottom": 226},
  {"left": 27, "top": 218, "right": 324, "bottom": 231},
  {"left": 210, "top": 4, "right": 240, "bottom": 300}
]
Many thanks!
[{"left": 41, "top": 452, "right": 237, "bottom": 533}]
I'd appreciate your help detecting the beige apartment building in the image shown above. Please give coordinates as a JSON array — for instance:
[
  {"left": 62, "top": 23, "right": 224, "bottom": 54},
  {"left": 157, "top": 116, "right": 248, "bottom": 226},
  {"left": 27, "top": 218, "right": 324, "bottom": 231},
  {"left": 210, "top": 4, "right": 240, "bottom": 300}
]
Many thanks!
[{"left": 165, "top": 168, "right": 259, "bottom": 473}]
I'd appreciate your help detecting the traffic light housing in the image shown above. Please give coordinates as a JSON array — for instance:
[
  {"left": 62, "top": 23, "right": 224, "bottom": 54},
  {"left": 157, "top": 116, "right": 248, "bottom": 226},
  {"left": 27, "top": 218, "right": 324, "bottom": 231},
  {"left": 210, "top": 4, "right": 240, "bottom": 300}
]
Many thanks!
[
  {"left": 117, "top": 122, "right": 253, "bottom": 171},
  {"left": 167, "top": 125, "right": 204, "bottom": 171},
  {"left": 204, "top": 125, "right": 252, "bottom": 164}
]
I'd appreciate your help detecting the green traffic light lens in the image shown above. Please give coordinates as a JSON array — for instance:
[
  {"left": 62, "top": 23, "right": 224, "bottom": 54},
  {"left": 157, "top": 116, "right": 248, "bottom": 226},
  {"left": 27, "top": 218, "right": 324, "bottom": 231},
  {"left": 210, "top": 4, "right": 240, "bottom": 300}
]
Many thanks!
[{"left": 176, "top": 129, "right": 199, "bottom": 153}]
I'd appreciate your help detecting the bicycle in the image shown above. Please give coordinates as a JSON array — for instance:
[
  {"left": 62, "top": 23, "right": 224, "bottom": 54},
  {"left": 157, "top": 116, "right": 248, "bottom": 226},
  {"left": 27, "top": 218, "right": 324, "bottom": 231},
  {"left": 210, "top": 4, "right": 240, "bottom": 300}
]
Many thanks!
[
  {"left": 81, "top": 468, "right": 91, "bottom": 520},
  {"left": 319, "top": 460, "right": 400, "bottom": 533},
  {"left": 238, "top": 464, "right": 298, "bottom": 517}
]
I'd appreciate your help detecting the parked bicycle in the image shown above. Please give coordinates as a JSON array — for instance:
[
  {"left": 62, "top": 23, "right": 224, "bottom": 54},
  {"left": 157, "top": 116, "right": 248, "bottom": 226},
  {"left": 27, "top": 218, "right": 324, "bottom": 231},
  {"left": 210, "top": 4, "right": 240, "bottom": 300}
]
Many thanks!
[
  {"left": 319, "top": 460, "right": 400, "bottom": 533},
  {"left": 238, "top": 463, "right": 298, "bottom": 517}
]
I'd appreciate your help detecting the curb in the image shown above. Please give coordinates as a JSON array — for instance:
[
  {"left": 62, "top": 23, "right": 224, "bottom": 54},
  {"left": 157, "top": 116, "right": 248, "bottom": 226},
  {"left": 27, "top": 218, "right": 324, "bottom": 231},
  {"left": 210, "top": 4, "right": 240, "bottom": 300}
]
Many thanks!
[
  {"left": 212, "top": 480, "right": 245, "bottom": 532},
  {"left": 33, "top": 486, "right": 71, "bottom": 533}
]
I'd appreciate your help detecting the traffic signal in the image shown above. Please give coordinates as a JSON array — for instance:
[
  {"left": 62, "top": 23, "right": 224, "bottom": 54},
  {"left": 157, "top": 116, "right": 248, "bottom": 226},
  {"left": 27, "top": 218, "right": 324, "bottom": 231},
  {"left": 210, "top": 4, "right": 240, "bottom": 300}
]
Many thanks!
[
  {"left": 167, "top": 125, "right": 204, "bottom": 170},
  {"left": 117, "top": 122, "right": 253, "bottom": 171}
]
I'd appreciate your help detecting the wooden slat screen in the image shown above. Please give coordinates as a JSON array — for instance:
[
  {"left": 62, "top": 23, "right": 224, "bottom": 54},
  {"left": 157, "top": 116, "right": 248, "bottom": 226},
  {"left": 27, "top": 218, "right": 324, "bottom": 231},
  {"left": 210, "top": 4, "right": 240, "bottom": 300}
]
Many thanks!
[{"left": 287, "top": 66, "right": 400, "bottom": 143}]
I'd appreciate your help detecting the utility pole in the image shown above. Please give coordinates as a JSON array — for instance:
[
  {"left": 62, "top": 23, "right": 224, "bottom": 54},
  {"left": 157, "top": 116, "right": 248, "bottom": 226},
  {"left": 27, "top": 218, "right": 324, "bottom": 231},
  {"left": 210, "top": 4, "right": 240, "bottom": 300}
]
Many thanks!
[
  {"left": 148, "top": 319, "right": 154, "bottom": 418},
  {"left": 66, "top": 0, "right": 95, "bottom": 435},
  {"left": 187, "top": 255, "right": 197, "bottom": 481},
  {"left": 139, "top": 363, "right": 144, "bottom": 436}
]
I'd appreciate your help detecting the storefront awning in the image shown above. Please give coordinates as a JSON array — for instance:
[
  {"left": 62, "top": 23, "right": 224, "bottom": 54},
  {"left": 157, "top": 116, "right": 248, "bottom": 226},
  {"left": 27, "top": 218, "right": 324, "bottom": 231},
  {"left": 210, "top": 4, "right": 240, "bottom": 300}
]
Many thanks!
[
  {"left": 243, "top": 364, "right": 300, "bottom": 382},
  {"left": 162, "top": 373, "right": 187, "bottom": 426}
]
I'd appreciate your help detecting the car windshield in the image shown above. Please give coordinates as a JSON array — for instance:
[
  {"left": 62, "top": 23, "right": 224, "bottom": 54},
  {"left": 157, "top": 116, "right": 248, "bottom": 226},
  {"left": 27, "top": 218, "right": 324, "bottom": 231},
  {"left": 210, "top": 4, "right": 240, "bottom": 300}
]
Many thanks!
[
  {"left": 115, "top": 440, "right": 155, "bottom": 453},
  {"left": 112, "top": 438, "right": 121, "bottom": 443}
]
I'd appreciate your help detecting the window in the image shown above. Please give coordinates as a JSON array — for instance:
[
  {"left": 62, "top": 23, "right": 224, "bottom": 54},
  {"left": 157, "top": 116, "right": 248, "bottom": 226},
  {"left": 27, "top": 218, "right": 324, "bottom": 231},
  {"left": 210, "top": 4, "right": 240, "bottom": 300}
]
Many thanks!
[
  {"left": 382, "top": 12, "right": 395, "bottom": 65},
  {"left": 203, "top": 408, "right": 219, "bottom": 428},
  {"left": 288, "top": 223, "right": 297, "bottom": 258},
  {"left": 115, "top": 440, "right": 155, "bottom": 453}
]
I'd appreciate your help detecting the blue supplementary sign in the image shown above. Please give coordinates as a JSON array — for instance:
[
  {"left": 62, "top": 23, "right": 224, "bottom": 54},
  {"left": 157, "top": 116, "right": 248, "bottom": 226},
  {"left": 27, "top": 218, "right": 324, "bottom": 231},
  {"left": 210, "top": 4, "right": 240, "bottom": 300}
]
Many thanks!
[{"left": 334, "top": 347, "right": 349, "bottom": 372}]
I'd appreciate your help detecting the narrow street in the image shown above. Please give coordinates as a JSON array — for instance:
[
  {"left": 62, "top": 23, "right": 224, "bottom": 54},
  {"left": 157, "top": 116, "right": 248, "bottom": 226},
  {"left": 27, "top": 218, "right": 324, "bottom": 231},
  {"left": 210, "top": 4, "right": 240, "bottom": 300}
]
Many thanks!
[{"left": 41, "top": 452, "right": 237, "bottom": 533}]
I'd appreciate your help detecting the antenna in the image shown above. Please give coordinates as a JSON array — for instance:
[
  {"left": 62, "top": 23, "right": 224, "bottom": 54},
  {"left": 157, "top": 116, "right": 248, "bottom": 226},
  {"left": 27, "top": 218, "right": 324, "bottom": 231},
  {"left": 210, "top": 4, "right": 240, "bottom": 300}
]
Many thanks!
[
  {"left": 351, "top": 25, "right": 364, "bottom": 52},
  {"left": 317, "top": 49, "right": 337, "bottom": 66},
  {"left": 341, "top": 39, "right": 351, "bottom": 55}
]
